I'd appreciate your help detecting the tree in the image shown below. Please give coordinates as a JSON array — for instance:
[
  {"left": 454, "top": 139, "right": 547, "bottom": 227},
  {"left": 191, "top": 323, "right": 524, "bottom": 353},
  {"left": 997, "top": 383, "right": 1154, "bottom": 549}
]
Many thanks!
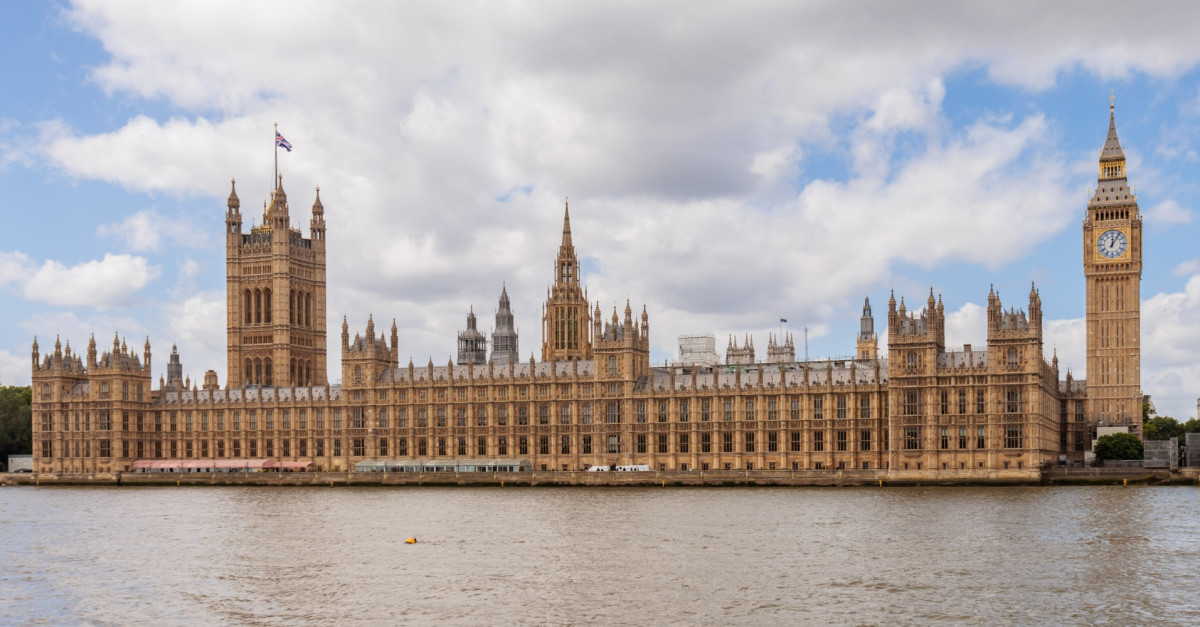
[
  {"left": 0, "top": 385, "right": 33, "bottom": 461},
  {"left": 1093, "top": 432, "right": 1144, "bottom": 462},
  {"left": 1143, "top": 415, "right": 1184, "bottom": 441}
]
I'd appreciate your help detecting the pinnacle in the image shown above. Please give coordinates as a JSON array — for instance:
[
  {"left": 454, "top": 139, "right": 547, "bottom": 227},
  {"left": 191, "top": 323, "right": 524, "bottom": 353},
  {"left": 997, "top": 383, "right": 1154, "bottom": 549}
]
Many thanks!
[
  {"left": 560, "top": 199, "right": 573, "bottom": 249},
  {"left": 1101, "top": 97, "right": 1124, "bottom": 161}
]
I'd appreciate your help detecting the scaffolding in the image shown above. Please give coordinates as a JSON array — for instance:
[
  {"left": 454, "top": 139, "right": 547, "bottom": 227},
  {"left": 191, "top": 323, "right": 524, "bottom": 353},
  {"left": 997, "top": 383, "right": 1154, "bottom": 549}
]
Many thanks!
[{"left": 676, "top": 334, "right": 721, "bottom": 367}]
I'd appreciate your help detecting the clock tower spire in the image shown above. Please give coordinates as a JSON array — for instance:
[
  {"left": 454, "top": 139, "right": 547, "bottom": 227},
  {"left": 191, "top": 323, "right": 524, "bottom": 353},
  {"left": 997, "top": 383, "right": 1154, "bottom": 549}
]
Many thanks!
[{"left": 1083, "top": 95, "right": 1142, "bottom": 435}]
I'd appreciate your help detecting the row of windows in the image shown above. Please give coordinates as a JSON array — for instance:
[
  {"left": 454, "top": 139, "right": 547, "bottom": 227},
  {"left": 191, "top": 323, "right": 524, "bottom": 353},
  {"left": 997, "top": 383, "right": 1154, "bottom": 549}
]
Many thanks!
[
  {"left": 46, "top": 424, "right": 1028, "bottom": 461},
  {"left": 45, "top": 393, "right": 1042, "bottom": 436},
  {"left": 242, "top": 287, "right": 315, "bottom": 328}
]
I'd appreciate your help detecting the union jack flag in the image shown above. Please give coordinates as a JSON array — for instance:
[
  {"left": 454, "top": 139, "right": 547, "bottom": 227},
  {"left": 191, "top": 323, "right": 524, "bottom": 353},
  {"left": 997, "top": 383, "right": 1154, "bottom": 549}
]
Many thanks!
[{"left": 275, "top": 131, "right": 292, "bottom": 152}]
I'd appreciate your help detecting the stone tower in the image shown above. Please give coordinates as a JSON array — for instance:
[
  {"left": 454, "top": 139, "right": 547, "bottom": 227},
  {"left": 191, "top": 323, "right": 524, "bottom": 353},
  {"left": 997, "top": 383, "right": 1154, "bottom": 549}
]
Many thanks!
[
  {"left": 593, "top": 301, "right": 651, "bottom": 384},
  {"left": 766, "top": 333, "right": 795, "bottom": 363},
  {"left": 541, "top": 201, "right": 593, "bottom": 362},
  {"left": 491, "top": 286, "right": 519, "bottom": 365},
  {"left": 225, "top": 177, "right": 328, "bottom": 388},
  {"left": 857, "top": 296, "right": 878, "bottom": 360},
  {"left": 1083, "top": 99, "right": 1142, "bottom": 433},
  {"left": 726, "top": 335, "right": 755, "bottom": 365},
  {"left": 166, "top": 344, "right": 183, "bottom": 389},
  {"left": 457, "top": 307, "right": 487, "bottom": 366}
]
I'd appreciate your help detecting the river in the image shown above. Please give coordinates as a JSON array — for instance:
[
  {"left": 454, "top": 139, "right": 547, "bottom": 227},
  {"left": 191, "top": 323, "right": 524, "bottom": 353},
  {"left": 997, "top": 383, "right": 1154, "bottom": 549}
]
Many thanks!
[{"left": 2, "top": 485, "right": 1198, "bottom": 625}]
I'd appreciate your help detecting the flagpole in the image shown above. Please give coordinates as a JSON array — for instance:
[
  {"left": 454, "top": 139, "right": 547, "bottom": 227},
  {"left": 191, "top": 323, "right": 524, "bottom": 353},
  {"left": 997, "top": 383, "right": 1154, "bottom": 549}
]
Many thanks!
[{"left": 273, "top": 122, "right": 278, "bottom": 190}]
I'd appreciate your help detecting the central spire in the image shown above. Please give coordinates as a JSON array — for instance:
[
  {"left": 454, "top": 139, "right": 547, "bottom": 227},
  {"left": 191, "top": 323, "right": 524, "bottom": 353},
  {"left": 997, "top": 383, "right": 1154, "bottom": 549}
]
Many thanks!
[
  {"left": 561, "top": 198, "right": 573, "bottom": 250},
  {"left": 1101, "top": 92, "right": 1125, "bottom": 162}
]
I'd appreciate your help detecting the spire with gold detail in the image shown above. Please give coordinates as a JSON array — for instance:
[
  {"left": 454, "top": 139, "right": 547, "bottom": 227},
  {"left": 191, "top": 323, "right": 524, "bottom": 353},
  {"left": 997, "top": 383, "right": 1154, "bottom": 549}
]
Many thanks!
[
  {"left": 542, "top": 198, "right": 592, "bottom": 362},
  {"left": 1099, "top": 91, "right": 1126, "bottom": 180}
]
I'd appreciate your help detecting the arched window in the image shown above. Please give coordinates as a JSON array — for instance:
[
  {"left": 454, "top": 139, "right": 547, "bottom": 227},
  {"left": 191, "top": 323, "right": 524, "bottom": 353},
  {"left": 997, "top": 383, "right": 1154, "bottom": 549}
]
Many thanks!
[
  {"left": 244, "top": 290, "right": 252, "bottom": 324},
  {"left": 305, "top": 361, "right": 312, "bottom": 386},
  {"left": 245, "top": 359, "right": 253, "bottom": 385},
  {"left": 305, "top": 293, "right": 312, "bottom": 328},
  {"left": 354, "top": 365, "right": 363, "bottom": 384},
  {"left": 254, "top": 358, "right": 262, "bottom": 385},
  {"left": 264, "top": 289, "right": 272, "bottom": 323},
  {"left": 289, "top": 290, "right": 296, "bottom": 325},
  {"left": 906, "top": 352, "right": 917, "bottom": 368},
  {"left": 264, "top": 358, "right": 273, "bottom": 387},
  {"left": 290, "top": 359, "right": 297, "bottom": 385},
  {"left": 1007, "top": 348, "right": 1018, "bottom": 368},
  {"left": 254, "top": 289, "right": 262, "bottom": 324}
]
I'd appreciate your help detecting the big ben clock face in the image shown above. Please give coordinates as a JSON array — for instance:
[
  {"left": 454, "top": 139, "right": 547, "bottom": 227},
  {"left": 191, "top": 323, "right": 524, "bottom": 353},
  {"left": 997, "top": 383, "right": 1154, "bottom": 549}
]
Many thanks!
[{"left": 1097, "top": 229, "right": 1128, "bottom": 259}]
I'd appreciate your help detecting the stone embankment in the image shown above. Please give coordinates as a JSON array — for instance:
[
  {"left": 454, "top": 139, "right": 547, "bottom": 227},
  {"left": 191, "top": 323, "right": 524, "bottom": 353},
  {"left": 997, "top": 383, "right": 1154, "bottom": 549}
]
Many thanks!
[{"left": 4, "top": 467, "right": 1196, "bottom": 487}]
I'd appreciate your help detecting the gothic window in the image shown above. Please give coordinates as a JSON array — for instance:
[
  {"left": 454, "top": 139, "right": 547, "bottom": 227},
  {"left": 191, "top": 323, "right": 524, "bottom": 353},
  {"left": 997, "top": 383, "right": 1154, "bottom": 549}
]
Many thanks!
[
  {"left": 254, "top": 289, "right": 262, "bottom": 324},
  {"left": 290, "top": 290, "right": 295, "bottom": 324},
  {"left": 353, "top": 366, "right": 362, "bottom": 384},
  {"left": 608, "top": 356, "right": 617, "bottom": 375},
  {"left": 1007, "top": 348, "right": 1018, "bottom": 368},
  {"left": 906, "top": 351, "right": 917, "bottom": 368},
  {"left": 245, "top": 290, "right": 252, "bottom": 324},
  {"left": 1005, "top": 388, "right": 1022, "bottom": 414},
  {"left": 904, "top": 427, "right": 921, "bottom": 450},
  {"left": 264, "top": 289, "right": 272, "bottom": 323},
  {"left": 264, "top": 358, "right": 273, "bottom": 387},
  {"left": 1004, "top": 425, "right": 1022, "bottom": 449}
]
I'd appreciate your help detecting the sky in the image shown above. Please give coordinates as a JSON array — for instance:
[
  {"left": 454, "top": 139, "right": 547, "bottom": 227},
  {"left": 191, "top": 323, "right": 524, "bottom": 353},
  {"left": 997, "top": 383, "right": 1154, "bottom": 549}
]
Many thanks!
[{"left": 1, "top": 1, "right": 1199, "bottom": 420}]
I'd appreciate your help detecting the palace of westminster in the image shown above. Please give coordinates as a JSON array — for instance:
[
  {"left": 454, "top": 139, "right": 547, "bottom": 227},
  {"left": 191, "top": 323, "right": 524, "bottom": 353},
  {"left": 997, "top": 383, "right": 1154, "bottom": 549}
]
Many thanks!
[{"left": 29, "top": 105, "right": 1144, "bottom": 475}]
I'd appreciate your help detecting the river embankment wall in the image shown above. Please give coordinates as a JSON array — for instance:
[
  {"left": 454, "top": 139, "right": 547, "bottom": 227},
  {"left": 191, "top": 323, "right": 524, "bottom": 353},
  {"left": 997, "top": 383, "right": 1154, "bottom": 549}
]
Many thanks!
[{"left": 5, "top": 467, "right": 1197, "bottom": 487}]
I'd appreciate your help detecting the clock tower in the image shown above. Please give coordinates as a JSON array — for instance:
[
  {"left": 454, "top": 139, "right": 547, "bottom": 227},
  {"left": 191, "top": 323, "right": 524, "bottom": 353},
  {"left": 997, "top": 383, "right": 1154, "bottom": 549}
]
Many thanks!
[{"left": 1083, "top": 98, "right": 1143, "bottom": 434}]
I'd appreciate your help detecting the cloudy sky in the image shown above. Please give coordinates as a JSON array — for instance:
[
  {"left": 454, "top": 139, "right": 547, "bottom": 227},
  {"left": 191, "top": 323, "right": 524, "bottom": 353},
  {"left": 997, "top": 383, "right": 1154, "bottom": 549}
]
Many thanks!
[{"left": 2, "top": 1, "right": 1199, "bottom": 419}]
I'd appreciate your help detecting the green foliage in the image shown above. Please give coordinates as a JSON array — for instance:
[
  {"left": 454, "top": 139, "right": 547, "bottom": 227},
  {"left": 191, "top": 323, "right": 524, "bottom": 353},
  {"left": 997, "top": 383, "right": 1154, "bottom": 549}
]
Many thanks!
[
  {"left": 1143, "top": 415, "right": 1184, "bottom": 441},
  {"left": 0, "top": 385, "right": 33, "bottom": 458},
  {"left": 1093, "top": 432, "right": 1144, "bottom": 462},
  {"left": 1183, "top": 418, "right": 1200, "bottom": 434}
]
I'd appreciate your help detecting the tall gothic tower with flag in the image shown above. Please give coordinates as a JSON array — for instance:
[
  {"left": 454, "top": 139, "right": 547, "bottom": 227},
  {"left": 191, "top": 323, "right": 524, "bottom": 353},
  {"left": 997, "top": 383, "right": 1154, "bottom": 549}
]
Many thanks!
[
  {"left": 225, "top": 176, "right": 328, "bottom": 388},
  {"left": 1083, "top": 98, "right": 1143, "bottom": 433},
  {"left": 541, "top": 201, "right": 593, "bottom": 362}
]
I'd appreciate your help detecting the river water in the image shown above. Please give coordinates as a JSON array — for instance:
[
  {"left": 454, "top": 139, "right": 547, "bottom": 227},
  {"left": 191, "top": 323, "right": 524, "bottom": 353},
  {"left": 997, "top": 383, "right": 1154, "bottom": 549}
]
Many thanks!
[{"left": 2, "top": 485, "right": 1199, "bottom": 625}]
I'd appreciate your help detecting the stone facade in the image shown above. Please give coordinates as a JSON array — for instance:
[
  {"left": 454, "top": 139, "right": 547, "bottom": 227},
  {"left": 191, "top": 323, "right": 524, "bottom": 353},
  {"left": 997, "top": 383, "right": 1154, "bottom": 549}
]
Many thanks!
[{"left": 30, "top": 107, "right": 1142, "bottom": 475}]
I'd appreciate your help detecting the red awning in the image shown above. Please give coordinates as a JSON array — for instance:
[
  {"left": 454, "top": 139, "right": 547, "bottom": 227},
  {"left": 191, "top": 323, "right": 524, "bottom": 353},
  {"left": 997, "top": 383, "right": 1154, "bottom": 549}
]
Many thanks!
[{"left": 131, "top": 458, "right": 276, "bottom": 470}]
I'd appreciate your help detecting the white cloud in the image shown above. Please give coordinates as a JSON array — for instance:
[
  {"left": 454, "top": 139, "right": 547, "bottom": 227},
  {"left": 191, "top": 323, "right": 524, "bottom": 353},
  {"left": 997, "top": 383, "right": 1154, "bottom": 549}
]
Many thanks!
[
  {"left": 0, "top": 251, "right": 32, "bottom": 286},
  {"left": 1174, "top": 258, "right": 1200, "bottom": 277},
  {"left": 1144, "top": 199, "right": 1192, "bottom": 226},
  {"left": 22, "top": 253, "right": 161, "bottom": 309},
  {"left": 1044, "top": 317, "right": 1086, "bottom": 379},
  {"left": 1142, "top": 276, "right": 1200, "bottom": 419},
  {"left": 97, "top": 208, "right": 207, "bottom": 253},
  {"left": 944, "top": 302, "right": 987, "bottom": 350},
  {"left": 159, "top": 291, "right": 226, "bottom": 383},
  {"left": 0, "top": 349, "right": 28, "bottom": 386},
  {"left": 22, "top": 1, "right": 1200, "bottom": 397}
]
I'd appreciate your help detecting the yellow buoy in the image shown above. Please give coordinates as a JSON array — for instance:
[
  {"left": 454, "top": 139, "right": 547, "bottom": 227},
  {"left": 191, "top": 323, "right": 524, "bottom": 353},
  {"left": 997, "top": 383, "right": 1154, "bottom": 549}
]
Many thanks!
[{"left": 405, "top": 537, "right": 417, "bottom": 544}]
